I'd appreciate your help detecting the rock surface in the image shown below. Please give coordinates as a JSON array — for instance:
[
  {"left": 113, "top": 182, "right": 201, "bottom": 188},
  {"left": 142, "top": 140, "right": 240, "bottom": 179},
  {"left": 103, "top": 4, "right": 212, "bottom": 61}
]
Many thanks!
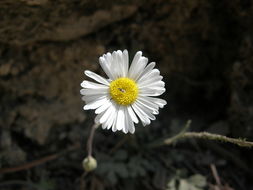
[{"left": 0, "top": 0, "right": 253, "bottom": 189}]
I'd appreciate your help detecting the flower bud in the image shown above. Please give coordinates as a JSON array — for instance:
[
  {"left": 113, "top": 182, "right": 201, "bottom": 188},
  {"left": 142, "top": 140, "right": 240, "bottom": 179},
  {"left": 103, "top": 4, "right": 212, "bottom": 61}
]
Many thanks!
[{"left": 82, "top": 156, "right": 97, "bottom": 172}]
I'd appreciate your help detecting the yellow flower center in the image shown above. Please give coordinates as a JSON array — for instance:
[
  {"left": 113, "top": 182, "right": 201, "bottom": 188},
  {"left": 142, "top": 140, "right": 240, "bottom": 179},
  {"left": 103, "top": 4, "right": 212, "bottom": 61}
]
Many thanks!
[{"left": 109, "top": 77, "right": 138, "bottom": 106}]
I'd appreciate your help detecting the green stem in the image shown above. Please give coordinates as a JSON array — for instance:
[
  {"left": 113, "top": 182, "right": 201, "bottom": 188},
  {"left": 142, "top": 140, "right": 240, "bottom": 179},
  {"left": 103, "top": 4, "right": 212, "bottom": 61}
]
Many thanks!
[{"left": 149, "top": 120, "right": 253, "bottom": 148}]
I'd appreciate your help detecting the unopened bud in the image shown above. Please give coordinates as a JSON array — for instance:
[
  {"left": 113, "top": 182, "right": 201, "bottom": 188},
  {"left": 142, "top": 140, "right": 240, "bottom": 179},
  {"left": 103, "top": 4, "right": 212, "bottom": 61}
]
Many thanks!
[{"left": 82, "top": 156, "right": 97, "bottom": 172}]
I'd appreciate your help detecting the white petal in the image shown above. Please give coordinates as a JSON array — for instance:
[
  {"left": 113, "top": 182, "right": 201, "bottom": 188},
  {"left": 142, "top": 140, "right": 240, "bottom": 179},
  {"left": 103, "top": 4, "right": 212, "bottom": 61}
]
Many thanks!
[
  {"left": 99, "top": 56, "right": 114, "bottom": 79},
  {"left": 128, "top": 120, "right": 135, "bottom": 134},
  {"left": 105, "top": 52, "right": 113, "bottom": 65},
  {"left": 136, "top": 98, "right": 158, "bottom": 114},
  {"left": 138, "top": 76, "right": 163, "bottom": 86},
  {"left": 143, "top": 97, "right": 167, "bottom": 108},
  {"left": 100, "top": 104, "right": 116, "bottom": 124},
  {"left": 103, "top": 53, "right": 118, "bottom": 79},
  {"left": 139, "top": 87, "right": 165, "bottom": 96},
  {"left": 132, "top": 103, "right": 150, "bottom": 126},
  {"left": 81, "top": 80, "right": 108, "bottom": 89},
  {"left": 112, "top": 114, "right": 118, "bottom": 132},
  {"left": 95, "top": 98, "right": 112, "bottom": 114},
  {"left": 134, "top": 101, "right": 156, "bottom": 120},
  {"left": 102, "top": 104, "right": 117, "bottom": 130},
  {"left": 128, "top": 51, "right": 142, "bottom": 77},
  {"left": 127, "top": 106, "right": 139, "bottom": 124},
  {"left": 137, "top": 69, "right": 160, "bottom": 84},
  {"left": 125, "top": 108, "right": 135, "bottom": 134},
  {"left": 106, "top": 52, "right": 119, "bottom": 79},
  {"left": 104, "top": 102, "right": 118, "bottom": 130},
  {"left": 111, "top": 51, "right": 122, "bottom": 78},
  {"left": 83, "top": 96, "right": 108, "bottom": 110},
  {"left": 139, "top": 81, "right": 165, "bottom": 89},
  {"left": 84, "top": 70, "right": 109, "bottom": 85},
  {"left": 80, "top": 88, "right": 108, "bottom": 96},
  {"left": 122, "top": 50, "right": 129, "bottom": 77},
  {"left": 116, "top": 106, "right": 125, "bottom": 131},
  {"left": 129, "top": 57, "right": 148, "bottom": 80},
  {"left": 137, "top": 96, "right": 159, "bottom": 113},
  {"left": 116, "top": 50, "right": 125, "bottom": 77},
  {"left": 102, "top": 123, "right": 107, "bottom": 129},
  {"left": 136, "top": 62, "right": 156, "bottom": 81},
  {"left": 94, "top": 112, "right": 103, "bottom": 124},
  {"left": 123, "top": 108, "right": 129, "bottom": 134},
  {"left": 81, "top": 94, "right": 106, "bottom": 104}
]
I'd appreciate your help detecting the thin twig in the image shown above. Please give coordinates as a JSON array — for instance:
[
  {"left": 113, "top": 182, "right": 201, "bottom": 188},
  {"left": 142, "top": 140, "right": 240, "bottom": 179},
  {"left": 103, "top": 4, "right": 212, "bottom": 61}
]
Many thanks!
[
  {"left": 109, "top": 135, "right": 129, "bottom": 154},
  {"left": 0, "top": 143, "right": 80, "bottom": 174},
  {"left": 148, "top": 120, "right": 192, "bottom": 148},
  {"left": 80, "top": 171, "right": 88, "bottom": 190},
  {"left": 149, "top": 120, "right": 253, "bottom": 148},
  {"left": 210, "top": 164, "right": 221, "bottom": 186},
  {"left": 165, "top": 132, "right": 253, "bottom": 148},
  {"left": 163, "top": 120, "right": 192, "bottom": 145},
  {"left": 0, "top": 180, "right": 45, "bottom": 190},
  {"left": 87, "top": 123, "right": 99, "bottom": 157},
  {"left": 205, "top": 142, "right": 251, "bottom": 174}
]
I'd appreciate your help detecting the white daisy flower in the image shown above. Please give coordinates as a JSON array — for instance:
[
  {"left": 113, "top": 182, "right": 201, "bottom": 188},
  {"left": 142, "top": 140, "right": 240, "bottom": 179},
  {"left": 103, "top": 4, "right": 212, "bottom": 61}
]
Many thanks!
[{"left": 80, "top": 50, "right": 167, "bottom": 134}]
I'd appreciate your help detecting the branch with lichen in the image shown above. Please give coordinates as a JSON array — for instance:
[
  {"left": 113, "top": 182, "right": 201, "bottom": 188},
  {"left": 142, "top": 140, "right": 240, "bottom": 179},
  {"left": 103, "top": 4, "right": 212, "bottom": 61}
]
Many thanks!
[
  {"left": 149, "top": 120, "right": 253, "bottom": 148},
  {"left": 165, "top": 131, "right": 253, "bottom": 147}
]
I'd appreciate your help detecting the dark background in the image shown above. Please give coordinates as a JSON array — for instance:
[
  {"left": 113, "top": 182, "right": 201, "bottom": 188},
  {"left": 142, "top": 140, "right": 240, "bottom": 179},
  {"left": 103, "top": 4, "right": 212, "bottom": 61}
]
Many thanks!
[{"left": 0, "top": 0, "right": 253, "bottom": 189}]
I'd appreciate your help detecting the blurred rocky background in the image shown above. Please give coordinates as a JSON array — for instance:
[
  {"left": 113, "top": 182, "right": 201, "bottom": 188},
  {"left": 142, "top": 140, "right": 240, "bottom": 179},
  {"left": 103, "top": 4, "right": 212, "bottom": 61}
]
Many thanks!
[{"left": 0, "top": 0, "right": 253, "bottom": 189}]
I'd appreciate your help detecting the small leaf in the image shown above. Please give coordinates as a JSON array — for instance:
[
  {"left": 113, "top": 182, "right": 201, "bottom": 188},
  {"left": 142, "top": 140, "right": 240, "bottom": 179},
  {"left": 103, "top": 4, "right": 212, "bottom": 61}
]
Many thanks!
[
  {"left": 114, "top": 163, "right": 128, "bottom": 178},
  {"left": 114, "top": 150, "right": 128, "bottom": 161},
  {"left": 179, "top": 179, "right": 201, "bottom": 190},
  {"left": 166, "top": 178, "right": 177, "bottom": 190},
  {"left": 188, "top": 174, "right": 206, "bottom": 187},
  {"left": 37, "top": 180, "right": 55, "bottom": 190},
  {"left": 107, "top": 171, "right": 118, "bottom": 185}
]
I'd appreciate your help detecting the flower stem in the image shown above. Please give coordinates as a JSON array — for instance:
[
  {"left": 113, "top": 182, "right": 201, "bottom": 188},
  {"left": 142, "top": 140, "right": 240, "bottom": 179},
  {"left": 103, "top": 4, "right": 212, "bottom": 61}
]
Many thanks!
[{"left": 87, "top": 123, "right": 99, "bottom": 157}]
